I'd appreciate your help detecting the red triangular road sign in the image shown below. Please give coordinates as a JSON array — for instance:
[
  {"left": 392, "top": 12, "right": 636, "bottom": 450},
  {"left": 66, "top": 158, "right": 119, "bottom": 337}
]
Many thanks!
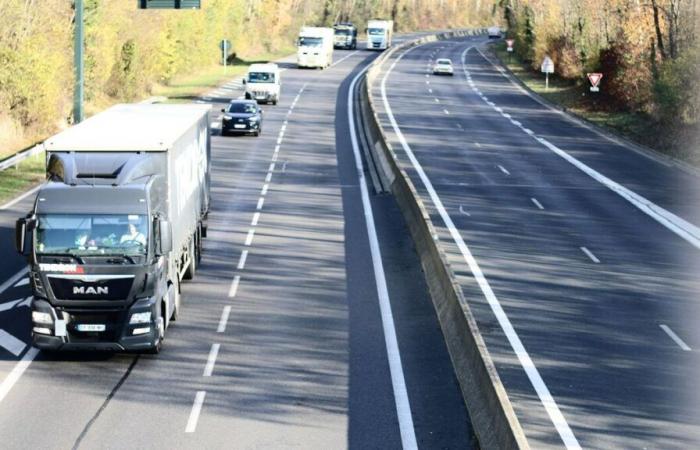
[{"left": 587, "top": 73, "right": 603, "bottom": 87}]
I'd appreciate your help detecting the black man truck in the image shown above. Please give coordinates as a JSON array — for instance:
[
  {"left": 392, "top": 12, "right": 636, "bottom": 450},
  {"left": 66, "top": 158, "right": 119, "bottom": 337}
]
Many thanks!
[{"left": 15, "top": 103, "right": 211, "bottom": 353}]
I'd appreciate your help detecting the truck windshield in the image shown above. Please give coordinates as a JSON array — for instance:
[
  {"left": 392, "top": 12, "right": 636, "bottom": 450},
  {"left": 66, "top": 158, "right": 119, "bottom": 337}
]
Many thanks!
[
  {"left": 36, "top": 214, "right": 148, "bottom": 256},
  {"left": 298, "top": 37, "right": 323, "bottom": 47},
  {"left": 335, "top": 29, "right": 351, "bottom": 36},
  {"left": 368, "top": 28, "right": 385, "bottom": 35},
  {"left": 248, "top": 72, "right": 275, "bottom": 83}
]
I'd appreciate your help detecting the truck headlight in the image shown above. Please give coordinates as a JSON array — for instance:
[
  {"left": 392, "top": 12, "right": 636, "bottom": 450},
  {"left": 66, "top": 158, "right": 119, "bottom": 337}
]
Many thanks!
[
  {"left": 32, "top": 311, "right": 53, "bottom": 324},
  {"left": 129, "top": 311, "right": 152, "bottom": 324}
]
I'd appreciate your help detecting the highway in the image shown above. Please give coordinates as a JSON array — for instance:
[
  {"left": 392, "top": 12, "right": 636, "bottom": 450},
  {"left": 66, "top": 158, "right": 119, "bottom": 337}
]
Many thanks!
[
  {"left": 374, "top": 35, "right": 700, "bottom": 448},
  {"left": 0, "top": 48, "right": 474, "bottom": 448}
]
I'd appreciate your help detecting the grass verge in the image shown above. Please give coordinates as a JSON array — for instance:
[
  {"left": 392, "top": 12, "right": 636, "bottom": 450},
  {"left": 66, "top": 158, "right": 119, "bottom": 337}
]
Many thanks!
[
  {"left": 154, "top": 47, "right": 295, "bottom": 102},
  {"left": 0, "top": 46, "right": 295, "bottom": 203},
  {"left": 0, "top": 152, "right": 45, "bottom": 207},
  {"left": 491, "top": 42, "right": 698, "bottom": 166}
]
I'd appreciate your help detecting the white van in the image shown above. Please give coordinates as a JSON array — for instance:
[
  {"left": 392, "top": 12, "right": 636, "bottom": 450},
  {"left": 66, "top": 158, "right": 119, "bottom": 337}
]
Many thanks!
[
  {"left": 244, "top": 63, "right": 281, "bottom": 105},
  {"left": 297, "top": 27, "right": 334, "bottom": 69}
]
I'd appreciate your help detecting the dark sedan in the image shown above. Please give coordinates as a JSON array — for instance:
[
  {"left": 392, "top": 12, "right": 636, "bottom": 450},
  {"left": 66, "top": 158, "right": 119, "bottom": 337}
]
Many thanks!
[{"left": 221, "top": 100, "right": 263, "bottom": 136}]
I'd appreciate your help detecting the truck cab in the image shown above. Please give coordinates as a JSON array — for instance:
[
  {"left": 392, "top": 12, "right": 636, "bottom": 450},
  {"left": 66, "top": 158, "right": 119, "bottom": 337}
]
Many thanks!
[
  {"left": 16, "top": 104, "right": 211, "bottom": 354},
  {"left": 366, "top": 19, "right": 393, "bottom": 50},
  {"left": 333, "top": 23, "right": 357, "bottom": 49},
  {"left": 244, "top": 63, "right": 281, "bottom": 105},
  {"left": 297, "top": 27, "right": 334, "bottom": 69}
]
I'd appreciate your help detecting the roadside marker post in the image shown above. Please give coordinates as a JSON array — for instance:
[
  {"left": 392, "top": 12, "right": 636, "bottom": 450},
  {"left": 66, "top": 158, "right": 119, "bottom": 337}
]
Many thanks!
[
  {"left": 587, "top": 72, "right": 603, "bottom": 92},
  {"left": 505, "top": 39, "right": 514, "bottom": 63},
  {"left": 540, "top": 56, "right": 554, "bottom": 91},
  {"left": 220, "top": 39, "right": 231, "bottom": 73}
]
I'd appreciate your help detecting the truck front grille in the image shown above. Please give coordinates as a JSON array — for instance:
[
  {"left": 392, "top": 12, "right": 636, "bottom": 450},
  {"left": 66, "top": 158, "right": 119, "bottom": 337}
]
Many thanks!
[{"left": 48, "top": 276, "right": 134, "bottom": 301}]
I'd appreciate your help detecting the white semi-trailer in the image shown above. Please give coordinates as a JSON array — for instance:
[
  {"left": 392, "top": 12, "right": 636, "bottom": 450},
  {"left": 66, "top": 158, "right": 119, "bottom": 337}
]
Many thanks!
[
  {"left": 366, "top": 19, "right": 393, "bottom": 50},
  {"left": 16, "top": 104, "right": 211, "bottom": 353},
  {"left": 297, "top": 26, "right": 334, "bottom": 69}
]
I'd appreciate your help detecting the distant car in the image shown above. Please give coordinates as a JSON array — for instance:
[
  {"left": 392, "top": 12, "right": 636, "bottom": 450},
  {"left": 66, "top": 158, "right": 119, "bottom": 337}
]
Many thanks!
[
  {"left": 488, "top": 26, "right": 502, "bottom": 39},
  {"left": 433, "top": 58, "right": 454, "bottom": 76},
  {"left": 221, "top": 100, "right": 263, "bottom": 137}
]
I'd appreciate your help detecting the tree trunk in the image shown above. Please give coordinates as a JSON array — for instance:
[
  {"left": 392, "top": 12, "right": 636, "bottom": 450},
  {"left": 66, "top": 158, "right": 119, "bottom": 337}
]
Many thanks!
[{"left": 651, "top": 0, "right": 667, "bottom": 59}]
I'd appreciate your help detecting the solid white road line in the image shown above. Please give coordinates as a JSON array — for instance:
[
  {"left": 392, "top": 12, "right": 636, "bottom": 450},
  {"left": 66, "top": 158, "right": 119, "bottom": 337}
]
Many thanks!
[
  {"left": 244, "top": 229, "right": 255, "bottom": 246},
  {"left": 0, "top": 330, "right": 26, "bottom": 356},
  {"left": 330, "top": 50, "right": 359, "bottom": 68},
  {"left": 580, "top": 247, "right": 600, "bottom": 264},
  {"left": 228, "top": 275, "right": 241, "bottom": 298},
  {"left": 531, "top": 198, "right": 545, "bottom": 210},
  {"left": 251, "top": 212, "right": 261, "bottom": 226},
  {"left": 384, "top": 43, "right": 580, "bottom": 450},
  {"left": 464, "top": 45, "right": 700, "bottom": 252},
  {"left": 0, "top": 267, "right": 29, "bottom": 297},
  {"left": 237, "top": 251, "right": 248, "bottom": 270},
  {"left": 659, "top": 325, "right": 692, "bottom": 351},
  {"left": 498, "top": 165, "right": 511, "bottom": 176},
  {"left": 349, "top": 65, "right": 418, "bottom": 450},
  {"left": 185, "top": 391, "right": 206, "bottom": 433},
  {"left": 0, "top": 298, "right": 23, "bottom": 313},
  {"left": 203, "top": 343, "right": 220, "bottom": 377},
  {"left": 0, "top": 185, "right": 41, "bottom": 210},
  {"left": 0, "top": 346, "right": 38, "bottom": 405},
  {"left": 217, "top": 306, "right": 231, "bottom": 333}
]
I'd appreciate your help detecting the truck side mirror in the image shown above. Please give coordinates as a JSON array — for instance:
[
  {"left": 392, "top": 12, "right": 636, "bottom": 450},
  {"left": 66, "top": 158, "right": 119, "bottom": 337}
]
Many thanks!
[
  {"left": 242, "top": 79, "right": 246, "bottom": 85},
  {"left": 15, "top": 218, "right": 33, "bottom": 256},
  {"left": 157, "top": 220, "right": 173, "bottom": 256}
]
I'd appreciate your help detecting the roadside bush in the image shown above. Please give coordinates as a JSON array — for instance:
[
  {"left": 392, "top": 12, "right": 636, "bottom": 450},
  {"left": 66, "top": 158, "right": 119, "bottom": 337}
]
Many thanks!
[
  {"left": 655, "top": 47, "right": 700, "bottom": 125},
  {"left": 548, "top": 35, "right": 582, "bottom": 80},
  {"left": 597, "top": 36, "right": 653, "bottom": 112}
]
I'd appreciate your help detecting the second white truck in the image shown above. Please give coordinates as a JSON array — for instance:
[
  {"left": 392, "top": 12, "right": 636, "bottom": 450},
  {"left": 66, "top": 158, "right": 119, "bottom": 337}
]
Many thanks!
[
  {"left": 366, "top": 19, "right": 393, "bottom": 50},
  {"left": 297, "top": 27, "right": 334, "bottom": 69}
]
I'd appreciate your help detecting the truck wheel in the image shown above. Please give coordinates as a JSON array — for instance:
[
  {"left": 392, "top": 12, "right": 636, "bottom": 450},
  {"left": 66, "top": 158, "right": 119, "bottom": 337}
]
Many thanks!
[
  {"left": 195, "top": 224, "right": 203, "bottom": 263},
  {"left": 146, "top": 313, "right": 165, "bottom": 354},
  {"left": 244, "top": 92, "right": 251, "bottom": 100},
  {"left": 183, "top": 237, "right": 196, "bottom": 280},
  {"left": 170, "top": 280, "right": 181, "bottom": 321}
]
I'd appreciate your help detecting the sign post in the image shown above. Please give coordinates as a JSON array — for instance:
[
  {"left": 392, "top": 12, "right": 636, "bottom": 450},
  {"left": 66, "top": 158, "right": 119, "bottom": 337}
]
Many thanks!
[
  {"left": 220, "top": 40, "right": 231, "bottom": 73},
  {"left": 587, "top": 73, "right": 603, "bottom": 92},
  {"left": 73, "top": 0, "right": 84, "bottom": 124},
  {"left": 540, "top": 56, "right": 554, "bottom": 91},
  {"left": 505, "top": 39, "right": 514, "bottom": 63}
]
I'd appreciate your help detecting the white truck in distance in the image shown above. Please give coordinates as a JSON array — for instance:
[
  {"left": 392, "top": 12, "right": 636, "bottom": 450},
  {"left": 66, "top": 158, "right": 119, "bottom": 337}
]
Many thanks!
[
  {"left": 297, "top": 27, "right": 334, "bottom": 69},
  {"left": 244, "top": 63, "right": 281, "bottom": 105},
  {"left": 366, "top": 19, "right": 393, "bottom": 50}
]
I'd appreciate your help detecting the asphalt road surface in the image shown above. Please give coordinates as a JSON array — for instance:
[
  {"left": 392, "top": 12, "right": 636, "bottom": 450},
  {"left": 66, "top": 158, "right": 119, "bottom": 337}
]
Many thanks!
[
  {"left": 374, "top": 35, "right": 700, "bottom": 448},
  {"left": 0, "top": 48, "right": 474, "bottom": 449}
]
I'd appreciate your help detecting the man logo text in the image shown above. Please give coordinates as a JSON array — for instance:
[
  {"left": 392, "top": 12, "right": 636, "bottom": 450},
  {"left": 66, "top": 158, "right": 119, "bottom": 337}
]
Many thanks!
[{"left": 73, "top": 286, "right": 108, "bottom": 295}]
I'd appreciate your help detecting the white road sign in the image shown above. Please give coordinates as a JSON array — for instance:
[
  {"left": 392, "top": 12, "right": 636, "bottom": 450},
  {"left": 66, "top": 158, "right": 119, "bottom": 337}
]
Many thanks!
[{"left": 540, "top": 56, "right": 554, "bottom": 74}]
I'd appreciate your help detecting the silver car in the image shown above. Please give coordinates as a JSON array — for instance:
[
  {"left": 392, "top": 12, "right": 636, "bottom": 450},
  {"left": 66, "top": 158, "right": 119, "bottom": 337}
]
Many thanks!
[{"left": 432, "top": 58, "right": 454, "bottom": 76}]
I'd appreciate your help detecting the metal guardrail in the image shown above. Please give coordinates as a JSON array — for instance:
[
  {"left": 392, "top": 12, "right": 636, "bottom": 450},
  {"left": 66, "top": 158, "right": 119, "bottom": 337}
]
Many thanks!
[{"left": 0, "top": 144, "right": 44, "bottom": 173}]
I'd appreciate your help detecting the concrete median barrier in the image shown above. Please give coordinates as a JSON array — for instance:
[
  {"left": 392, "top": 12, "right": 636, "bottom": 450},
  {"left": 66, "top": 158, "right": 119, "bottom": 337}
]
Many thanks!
[{"left": 360, "top": 30, "right": 530, "bottom": 450}]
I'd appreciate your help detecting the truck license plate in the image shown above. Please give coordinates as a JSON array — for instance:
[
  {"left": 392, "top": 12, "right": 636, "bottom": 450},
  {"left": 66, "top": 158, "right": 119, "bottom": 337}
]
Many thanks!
[
  {"left": 76, "top": 324, "right": 106, "bottom": 332},
  {"left": 234, "top": 124, "right": 246, "bottom": 129}
]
